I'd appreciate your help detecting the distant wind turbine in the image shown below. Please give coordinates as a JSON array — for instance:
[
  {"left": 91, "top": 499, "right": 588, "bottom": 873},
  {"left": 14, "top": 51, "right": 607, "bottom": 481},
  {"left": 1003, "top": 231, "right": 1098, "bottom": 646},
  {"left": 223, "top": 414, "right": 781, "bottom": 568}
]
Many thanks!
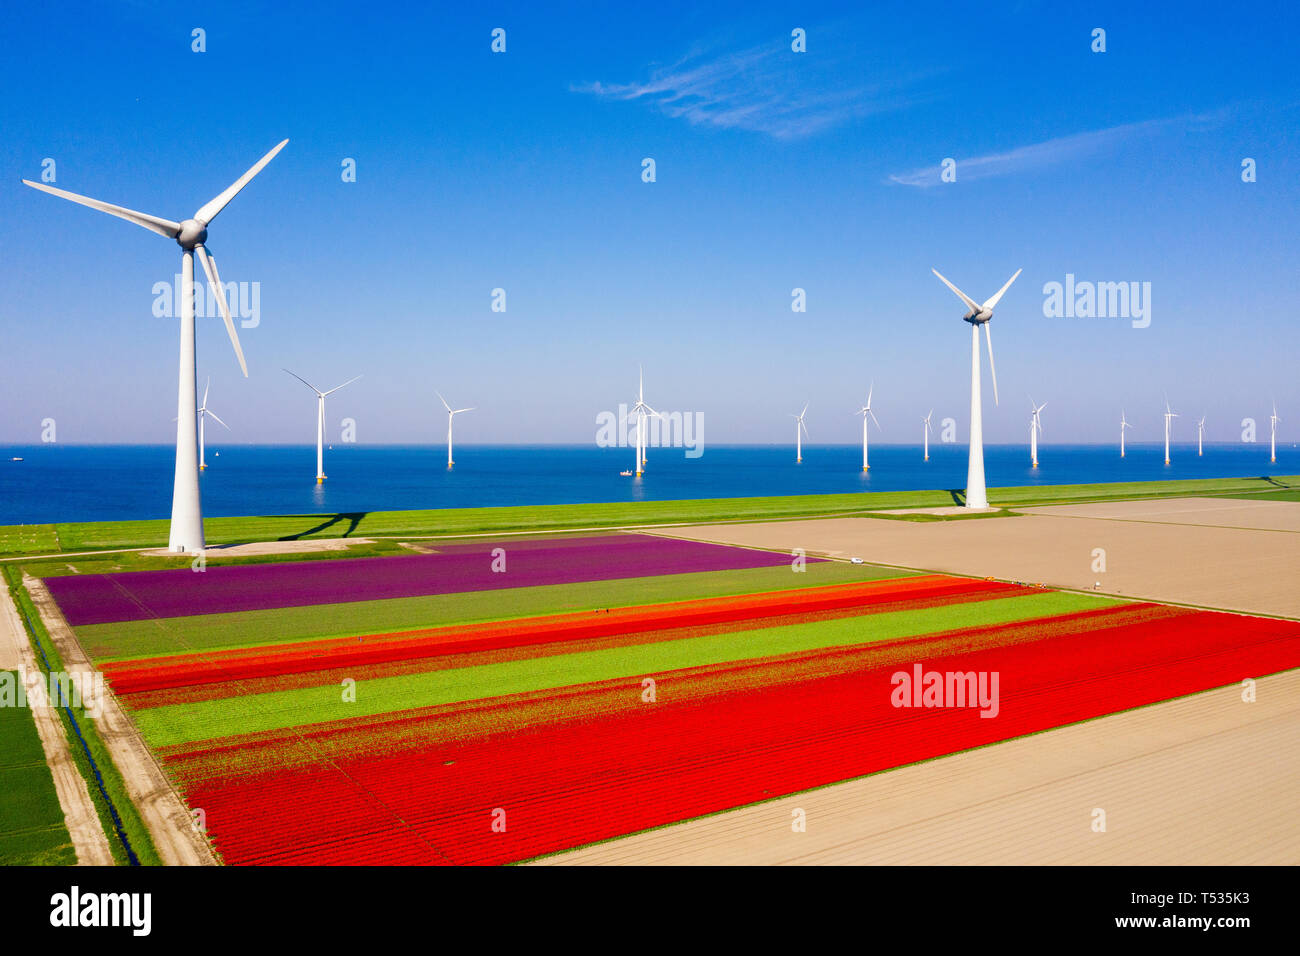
[
  {"left": 792, "top": 404, "right": 809, "bottom": 463},
  {"left": 932, "top": 267, "right": 1021, "bottom": 508},
  {"left": 284, "top": 369, "right": 361, "bottom": 483},
  {"left": 1197, "top": 415, "right": 1206, "bottom": 457},
  {"left": 1120, "top": 411, "right": 1132, "bottom": 458},
  {"left": 23, "top": 139, "right": 289, "bottom": 552},
  {"left": 1163, "top": 397, "right": 1179, "bottom": 465},
  {"left": 1271, "top": 402, "right": 1281, "bottom": 463},
  {"left": 438, "top": 393, "right": 475, "bottom": 467},
  {"left": 626, "top": 366, "right": 660, "bottom": 477},
  {"left": 197, "top": 378, "right": 229, "bottom": 471},
  {"left": 1029, "top": 398, "right": 1046, "bottom": 468},
  {"left": 855, "top": 384, "right": 881, "bottom": 471},
  {"left": 922, "top": 409, "right": 933, "bottom": 462}
]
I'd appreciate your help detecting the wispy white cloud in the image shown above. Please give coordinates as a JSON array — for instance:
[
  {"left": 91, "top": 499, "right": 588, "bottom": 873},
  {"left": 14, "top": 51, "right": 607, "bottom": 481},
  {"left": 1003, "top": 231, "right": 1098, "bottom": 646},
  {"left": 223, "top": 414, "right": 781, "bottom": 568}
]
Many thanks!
[
  {"left": 888, "top": 113, "right": 1225, "bottom": 187},
  {"left": 575, "top": 40, "right": 928, "bottom": 140}
]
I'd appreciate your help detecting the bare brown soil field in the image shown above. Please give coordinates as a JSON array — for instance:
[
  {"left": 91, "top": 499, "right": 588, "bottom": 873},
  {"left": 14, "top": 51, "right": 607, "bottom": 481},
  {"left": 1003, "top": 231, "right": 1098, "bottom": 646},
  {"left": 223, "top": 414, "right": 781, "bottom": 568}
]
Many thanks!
[
  {"left": 1016, "top": 496, "right": 1300, "bottom": 532},
  {"left": 538, "top": 669, "right": 1299, "bottom": 865},
  {"left": 655, "top": 498, "right": 1300, "bottom": 618}
]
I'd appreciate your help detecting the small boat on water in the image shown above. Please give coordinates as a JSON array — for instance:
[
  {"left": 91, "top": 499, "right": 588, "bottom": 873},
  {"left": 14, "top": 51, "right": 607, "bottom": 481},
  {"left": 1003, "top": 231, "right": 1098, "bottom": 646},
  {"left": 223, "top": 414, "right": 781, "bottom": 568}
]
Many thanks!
[
  {"left": 10, "top": 457, "right": 23, "bottom": 462},
  {"left": 619, "top": 469, "right": 633, "bottom": 476}
]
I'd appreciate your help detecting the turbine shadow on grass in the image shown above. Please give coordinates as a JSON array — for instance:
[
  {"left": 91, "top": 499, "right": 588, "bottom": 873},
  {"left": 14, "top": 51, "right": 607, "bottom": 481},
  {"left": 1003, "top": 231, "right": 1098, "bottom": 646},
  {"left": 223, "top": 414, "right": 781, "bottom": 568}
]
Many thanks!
[
  {"left": 277, "top": 512, "right": 369, "bottom": 541},
  {"left": 947, "top": 489, "right": 967, "bottom": 506}
]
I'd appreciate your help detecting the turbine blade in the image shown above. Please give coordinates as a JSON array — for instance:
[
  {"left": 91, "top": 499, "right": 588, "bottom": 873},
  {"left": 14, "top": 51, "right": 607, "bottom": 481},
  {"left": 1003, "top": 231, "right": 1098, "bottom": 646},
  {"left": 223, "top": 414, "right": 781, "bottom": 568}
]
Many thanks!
[
  {"left": 867, "top": 381, "right": 874, "bottom": 406},
  {"left": 983, "top": 322, "right": 999, "bottom": 406},
  {"left": 931, "top": 268, "right": 980, "bottom": 313},
  {"left": 203, "top": 377, "right": 210, "bottom": 409},
  {"left": 456, "top": 407, "right": 476, "bottom": 414},
  {"left": 22, "top": 180, "right": 181, "bottom": 238},
  {"left": 283, "top": 368, "right": 322, "bottom": 394},
  {"left": 194, "top": 140, "right": 289, "bottom": 225},
  {"left": 870, "top": 410, "right": 881, "bottom": 430},
  {"left": 981, "top": 268, "right": 1022, "bottom": 311},
  {"left": 195, "top": 245, "right": 247, "bottom": 377},
  {"left": 801, "top": 403, "right": 809, "bottom": 418},
  {"left": 206, "top": 408, "right": 231, "bottom": 430},
  {"left": 324, "top": 374, "right": 362, "bottom": 396},
  {"left": 437, "top": 392, "right": 452, "bottom": 413}
]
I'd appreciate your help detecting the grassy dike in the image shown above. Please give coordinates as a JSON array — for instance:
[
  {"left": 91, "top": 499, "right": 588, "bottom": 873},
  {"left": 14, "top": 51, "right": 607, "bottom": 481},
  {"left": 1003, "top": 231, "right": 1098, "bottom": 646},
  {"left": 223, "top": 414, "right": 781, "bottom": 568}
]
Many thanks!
[{"left": 2, "top": 474, "right": 1297, "bottom": 558}]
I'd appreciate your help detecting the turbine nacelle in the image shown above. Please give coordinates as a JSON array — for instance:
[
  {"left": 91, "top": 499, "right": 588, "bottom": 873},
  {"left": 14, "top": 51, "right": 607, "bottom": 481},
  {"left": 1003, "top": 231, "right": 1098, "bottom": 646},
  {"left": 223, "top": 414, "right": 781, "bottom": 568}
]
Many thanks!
[
  {"left": 963, "top": 309, "right": 993, "bottom": 324},
  {"left": 176, "top": 219, "right": 208, "bottom": 250}
]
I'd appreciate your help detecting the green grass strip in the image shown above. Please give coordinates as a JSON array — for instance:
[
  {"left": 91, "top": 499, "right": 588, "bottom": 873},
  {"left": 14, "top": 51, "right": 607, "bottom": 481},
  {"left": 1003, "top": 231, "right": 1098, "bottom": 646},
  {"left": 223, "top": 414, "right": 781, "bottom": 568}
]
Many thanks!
[
  {"left": 82, "top": 562, "right": 911, "bottom": 663},
  {"left": 0, "top": 672, "right": 77, "bottom": 865},
  {"left": 135, "top": 590, "right": 1119, "bottom": 749}
]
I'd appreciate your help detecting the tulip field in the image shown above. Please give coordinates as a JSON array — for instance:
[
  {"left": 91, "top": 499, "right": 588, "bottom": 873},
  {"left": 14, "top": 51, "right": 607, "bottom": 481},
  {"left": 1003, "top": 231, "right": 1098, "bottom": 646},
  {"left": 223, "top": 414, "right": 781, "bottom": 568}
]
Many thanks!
[{"left": 44, "top": 532, "right": 1300, "bottom": 865}]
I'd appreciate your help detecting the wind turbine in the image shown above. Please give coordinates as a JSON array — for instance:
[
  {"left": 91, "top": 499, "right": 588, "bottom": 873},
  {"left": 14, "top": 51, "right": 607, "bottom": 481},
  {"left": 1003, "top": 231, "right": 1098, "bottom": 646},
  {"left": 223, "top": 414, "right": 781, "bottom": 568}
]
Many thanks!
[
  {"left": 284, "top": 370, "right": 361, "bottom": 483},
  {"left": 1163, "top": 397, "right": 1178, "bottom": 465},
  {"left": 1120, "top": 411, "right": 1132, "bottom": 458},
  {"left": 627, "top": 366, "right": 660, "bottom": 477},
  {"left": 792, "top": 404, "right": 809, "bottom": 463},
  {"left": 922, "top": 409, "right": 933, "bottom": 461},
  {"left": 438, "top": 393, "right": 475, "bottom": 467},
  {"left": 932, "top": 267, "right": 1021, "bottom": 508},
  {"left": 1270, "top": 402, "right": 1281, "bottom": 463},
  {"left": 1197, "top": 415, "right": 1206, "bottom": 457},
  {"left": 1029, "top": 398, "right": 1046, "bottom": 468},
  {"left": 855, "top": 384, "right": 881, "bottom": 471},
  {"left": 23, "top": 140, "right": 288, "bottom": 552},
  {"left": 197, "top": 378, "right": 229, "bottom": 471}
]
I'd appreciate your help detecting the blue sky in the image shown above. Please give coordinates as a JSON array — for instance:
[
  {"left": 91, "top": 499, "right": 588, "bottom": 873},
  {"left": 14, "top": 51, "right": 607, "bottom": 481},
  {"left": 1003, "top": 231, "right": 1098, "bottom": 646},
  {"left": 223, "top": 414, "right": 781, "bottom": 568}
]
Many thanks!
[{"left": 2, "top": 1, "right": 1297, "bottom": 446}]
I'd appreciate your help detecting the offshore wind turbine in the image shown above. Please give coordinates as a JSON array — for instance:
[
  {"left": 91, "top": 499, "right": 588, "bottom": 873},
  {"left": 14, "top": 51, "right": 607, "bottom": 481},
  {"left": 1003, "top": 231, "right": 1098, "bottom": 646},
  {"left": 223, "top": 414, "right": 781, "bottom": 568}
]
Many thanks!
[
  {"left": 922, "top": 409, "right": 933, "bottom": 461},
  {"left": 791, "top": 404, "right": 809, "bottom": 463},
  {"left": 1197, "top": 415, "right": 1206, "bottom": 456},
  {"left": 1120, "top": 411, "right": 1132, "bottom": 458},
  {"left": 1270, "top": 402, "right": 1281, "bottom": 463},
  {"left": 197, "top": 378, "right": 230, "bottom": 471},
  {"left": 284, "top": 370, "right": 361, "bottom": 483},
  {"left": 627, "top": 366, "right": 660, "bottom": 477},
  {"left": 1029, "top": 398, "right": 1046, "bottom": 468},
  {"left": 438, "top": 393, "right": 475, "bottom": 467},
  {"left": 1163, "top": 398, "right": 1179, "bottom": 465},
  {"left": 932, "top": 267, "right": 1022, "bottom": 508},
  {"left": 855, "top": 384, "right": 881, "bottom": 471},
  {"left": 23, "top": 140, "right": 288, "bottom": 552}
]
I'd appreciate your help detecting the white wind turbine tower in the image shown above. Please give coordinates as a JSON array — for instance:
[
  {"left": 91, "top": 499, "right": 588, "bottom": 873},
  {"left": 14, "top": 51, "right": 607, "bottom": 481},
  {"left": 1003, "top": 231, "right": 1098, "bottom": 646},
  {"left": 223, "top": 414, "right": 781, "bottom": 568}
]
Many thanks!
[
  {"left": 23, "top": 140, "right": 288, "bottom": 552},
  {"left": 791, "top": 404, "right": 809, "bottom": 463},
  {"left": 922, "top": 409, "right": 933, "bottom": 461},
  {"left": 284, "top": 370, "right": 361, "bottom": 483},
  {"left": 932, "top": 267, "right": 1022, "bottom": 508},
  {"left": 855, "top": 384, "right": 881, "bottom": 471},
  {"left": 1270, "top": 402, "right": 1280, "bottom": 463},
  {"left": 1029, "top": 398, "right": 1046, "bottom": 468},
  {"left": 197, "top": 378, "right": 230, "bottom": 471},
  {"left": 1197, "top": 415, "right": 1206, "bottom": 456},
  {"left": 438, "top": 393, "right": 475, "bottom": 467},
  {"left": 1163, "top": 397, "right": 1178, "bottom": 465},
  {"left": 627, "top": 366, "right": 660, "bottom": 477},
  {"left": 1120, "top": 411, "right": 1132, "bottom": 458}
]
